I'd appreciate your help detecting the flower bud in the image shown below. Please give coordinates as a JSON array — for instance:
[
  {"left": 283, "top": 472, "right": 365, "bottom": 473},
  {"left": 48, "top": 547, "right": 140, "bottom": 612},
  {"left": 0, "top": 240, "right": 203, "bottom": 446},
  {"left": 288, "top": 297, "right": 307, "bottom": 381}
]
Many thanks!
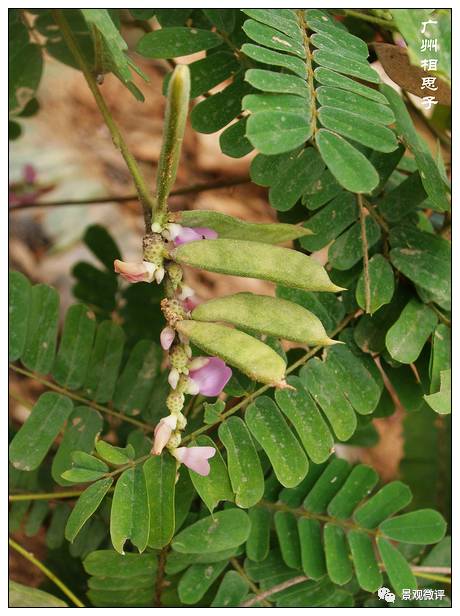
[
  {"left": 171, "top": 446, "right": 216, "bottom": 476},
  {"left": 114, "top": 260, "right": 156, "bottom": 283},
  {"left": 160, "top": 326, "right": 176, "bottom": 350},
  {"left": 151, "top": 415, "right": 177, "bottom": 455}
]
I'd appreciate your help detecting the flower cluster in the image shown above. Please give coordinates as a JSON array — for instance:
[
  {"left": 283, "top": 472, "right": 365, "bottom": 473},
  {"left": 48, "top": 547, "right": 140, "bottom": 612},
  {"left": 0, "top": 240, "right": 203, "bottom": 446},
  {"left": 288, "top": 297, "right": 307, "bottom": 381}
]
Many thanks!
[{"left": 113, "top": 222, "right": 229, "bottom": 476}]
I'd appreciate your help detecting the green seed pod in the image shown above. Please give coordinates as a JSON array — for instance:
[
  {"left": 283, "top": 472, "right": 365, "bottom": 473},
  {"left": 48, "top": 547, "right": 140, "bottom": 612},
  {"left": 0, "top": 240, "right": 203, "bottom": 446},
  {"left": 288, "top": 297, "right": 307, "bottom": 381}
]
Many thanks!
[
  {"left": 172, "top": 239, "right": 344, "bottom": 293},
  {"left": 178, "top": 210, "right": 312, "bottom": 244},
  {"left": 192, "top": 292, "right": 336, "bottom": 346},
  {"left": 176, "top": 320, "right": 287, "bottom": 386}
]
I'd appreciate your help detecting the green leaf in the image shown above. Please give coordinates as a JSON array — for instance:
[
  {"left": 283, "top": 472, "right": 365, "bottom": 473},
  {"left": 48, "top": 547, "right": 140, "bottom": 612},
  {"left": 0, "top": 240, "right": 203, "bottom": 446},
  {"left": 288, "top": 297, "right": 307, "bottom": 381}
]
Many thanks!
[
  {"left": 246, "top": 508, "right": 271, "bottom": 562},
  {"left": 167, "top": 51, "right": 239, "bottom": 99},
  {"left": 269, "top": 148, "right": 325, "bottom": 212},
  {"left": 52, "top": 406, "right": 103, "bottom": 486},
  {"left": 430, "top": 324, "right": 451, "bottom": 394},
  {"left": 316, "top": 129, "right": 379, "bottom": 193},
  {"left": 245, "top": 68, "right": 307, "bottom": 97},
  {"left": 275, "top": 511, "right": 302, "bottom": 569},
  {"left": 354, "top": 481, "right": 412, "bottom": 529},
  {"left": 191, "top": 79, "right": 251, "bottom": 134},
  {"left": 189, "top": 435, "right": 233, "bottom": 513},
  {"left": 9, "top": 392, "right": 73, "bottom": 471},
  {"left": 110, "top": 466, "right": 149, "bottom": 554},
  {"left": 46, "top": 503, "right": 70, "bottom": 550},
  {"left": 72, "top": 262, "right": 117, "bottom": 313},
  {"left": 327, "top": 464, "right": 378, "bottom": 519},
  {"left": 386, "top": 299, "right": 437, "bottom": 364},
  {"left": 301, "top": 359, "right": 357, "bottom": 441},
  {"left": 203, "top": 9, "right": 236, "bottom": 33},
  {"left": 178, "top": 560, "right": 228, "bottom": 605},
  {"left": 218, "top": 417, "right": 264, "bottom": 508},
  {"left": 389, "top": 226, "right": 451, "bottom": 311},
  {"left": 95, "top": 441, "right": 134, "bottom": 465},
  {"left": 155, "top": 9, "right": 192, "bottom": 27},
  {"left": 356, "top": 254, "right": 395, "bottom": 314},
  {"left": 323, "top": 524, "right": 353, "bottom": 585},
  {"left": 377, "top": 537, "right": 417, "bottom": 597},
  {"left": 172, "top": 509, "right": 251, "bottom": 554},
  {"left": 303, "top": 457, "right": 351, "bottom": 513},
  {"left": 424, "top": 369, "right": 451, "bottom": 414},
  {"left": 203, "top": 399, "right": 225, "bottom": 425},
  {"left": 83, "top": 321, "right": 125, "bottom": 403},
  {"left": 242, "top": 43, "right": 306, "bottom": 77},
  {"left": 61, "top": 468, "right": 107, "bottom": 483},
  {"left": 144, "top": 454, "right": 176, "bottom": 548},
  {"left": 113, "top": 340, "right": 161, "bottom": 416},
  {"left": 72, "top": 451, "right": 109, "bottom": 472},
  {"left": 9, "top": 17, "right": 43, "bottom": 115},
  {"left": 242, "top": 19, "right": 305, "bottom": 57},
  {"left": 177, "top": 320, "right": 286, "bottom": 386},
  {"left": 9, "top": 271, "right": 31, "bottom": 361},
  {"left": 9, "top": 581, "right": 68, "bottom": 608},
  {"left": 211, "top": 571, "right": 249, "bottom": 607},
  {"left": 313, "top": 49, "right": 380, "bottom": 83},
  {"left": 83, "top": 225, "right": 121, "bottom": 271},
  {"left": 173, "top": 239, "right": 343, "bottom": 292},
  {"left": 275, "top": 376, "right": 334, "bottom": 463},
  {"left": 325, "top": 345, "right": 383, "bottom": 415},
  {"left": 329, "top": 217, "right": 381, "bottom": 271},
  {"left": 52, "top": 304, "right": 96, "bottom": 390},
  {"left": 245, "top": 396, "right": 309, "bottom": 488},
  {"left": 317, "top": 86, "right": 395, "bottom": 125},
  {"left": 318, "top": 107, "right": 397, "bottom": 153},
  {"left": 299, "top": 192, "right": 358, "bottom": 251},
  {"left": 347, "top": 531, "right": 382, "bottom": 592},
  {"left": 83, "top": 550, "right": 157, "bottom": 578},
  {"left": 179, "top": 210, "right": 312, "bottom": 244},
  {"left": 137, "top": 27, "right": 222, "bottom": 58},
  {"left": 277, "top": 287, "right": 345, "bottom": 335},
  {"left": 242, "top": 9, "right": 302, "bottom": 40},
  {"left": 314, "top": 66, "right": 388, "bottom": 103},
  {"left": 380, "top": 509, "right": 447, "bottom": 544},
  {"left": 243, "top": 92, "right": 306, "bottom": 114},
  {"left": 220, "top": 118, "right": 253, "bottom": 158},
  {"left": 381, "top": 83, "right": 450, "bottom": 212},
  {"left": 24, "top": 500, "right": 49, "bottom": 537},
  {"left": 193, "top": 293, "right": 333, "bottom": 346},
  {"left": 21, "top": 283, "right": 59, "bottom": 374},
  {"left": 65, "top": 478, "right": 113, "bottom": 542},
  {"left": 129, "top": 9, "right": 155, "bottom": 20},
  {"left": 246, "top": 111, "right": 311, "bottom": 155},
  {"left": 298, "top": 518, "right": 327, "bottom": 579}
]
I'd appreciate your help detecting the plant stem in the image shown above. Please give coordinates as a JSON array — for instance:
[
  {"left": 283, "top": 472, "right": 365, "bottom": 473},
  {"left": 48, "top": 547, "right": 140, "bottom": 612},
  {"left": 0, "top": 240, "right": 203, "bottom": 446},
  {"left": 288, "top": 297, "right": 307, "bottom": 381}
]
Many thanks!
[
  {"left": 9, "top": 537, "right": 85, "bottom": 607},
  {"left": 230, "top": 558, "right": 271, "bottom": 607},
  {"left": 297, "top": 10, "right": 317, "bottom": 139},
  {"left": 154, "top": 546, "right": 169, "bottom": 607},
  {"left": 9, "top": 363, "right": 152, "bottom": 431},
  {"left": 181, "top": 311, "right": 358, "bottom": 444},
  {"left": 357, "top": 194, "right": 371, "bottom": 314},
  {"left": 342, "top": 9, "right": 397, "bottom": 30},
  {"left": 52, "top": 10, "right": 156, "bottom": 229},
  {"left": 9, "top": 177, "right": 251, "bottom": 212},
  {"left": 240, "top": 575, "right": 308, "bottom": 607},
  {"left": 9, "top": 490, "right": 90, "bottom": 502}
]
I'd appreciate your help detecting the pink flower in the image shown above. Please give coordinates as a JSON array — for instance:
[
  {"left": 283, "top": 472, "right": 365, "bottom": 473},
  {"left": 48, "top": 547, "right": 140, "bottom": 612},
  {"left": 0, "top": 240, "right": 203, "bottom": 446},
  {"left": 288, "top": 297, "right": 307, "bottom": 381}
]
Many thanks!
[
  {"left": 151, "top": 415, "right": 177, "bottom": 455},
  {"left": 168, "top": 223, "right": 217, "bottom": 246},
  {"left": 160, "top": 326, "right": 176, "bottom": 350},
  {"left": 187, "top": 356, "right": 232, "bottom": 397},
  {"left": 23, "top": 164, "right": 37, "bottom": 184},
  {"left": 171, "top": 446, "right": 216, "bottom": 476},
  {"left": 114, "top": 259, "right": 156, "bottom": 283}
]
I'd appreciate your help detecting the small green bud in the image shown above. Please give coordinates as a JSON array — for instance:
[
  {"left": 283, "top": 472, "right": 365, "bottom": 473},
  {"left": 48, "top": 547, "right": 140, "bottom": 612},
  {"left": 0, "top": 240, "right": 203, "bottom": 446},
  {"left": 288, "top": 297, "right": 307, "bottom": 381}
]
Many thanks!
[
  {"left": 166, "top": 431, "right": 182, "bottom": 449},
  {"left": 166, "top": 262, "right": 183, "bottom": 286},
  {"left": 169, "top": 345, "right": 189, "bottom": 371},
  {"left": 166, "top": 391, "right": 185, "bottom": 414},
  {"left": 143, "top": 233, "right": 166, "bottom": 265}
]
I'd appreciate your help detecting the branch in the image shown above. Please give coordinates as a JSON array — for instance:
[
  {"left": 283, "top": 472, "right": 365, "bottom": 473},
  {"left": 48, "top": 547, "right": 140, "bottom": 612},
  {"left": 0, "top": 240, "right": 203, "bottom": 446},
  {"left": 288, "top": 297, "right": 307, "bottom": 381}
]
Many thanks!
[
  {"left": 9, "top": 489, "right": 92, "bottom": 502},
  {"left": 52, "top": 10, "right": 156, "bottom": 230},
  {"left": 240, "top": 575, "right": 308, "bottom": 607},
  {"left": 9, "top": 177, "right": 251, "bottom": 212},
  {"left": 230, "top": 558, "right": 271, "bottom": 607},
  {"left": 357, "top": 194, "right": 371, "bottom": 314},
  {"left": 9, "top": 363, "right": 152, "bottom": 431},
  {"left": 181, "top": 310, "right": 359, "bottom": 445},
  {"left": 342, "top": 9, "right": 397, "bottom": 30},
  {"left": 154, "top": 546, "right": 169, "bottom": 607},
  {"left": 9, "top": 537, "right": 86, "bottom": 607}
]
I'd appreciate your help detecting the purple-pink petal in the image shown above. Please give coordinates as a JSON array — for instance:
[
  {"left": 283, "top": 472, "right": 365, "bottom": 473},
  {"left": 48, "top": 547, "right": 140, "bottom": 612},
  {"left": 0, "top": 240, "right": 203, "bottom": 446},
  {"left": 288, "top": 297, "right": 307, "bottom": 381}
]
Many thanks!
[
  {"left": 174, "top": 226, "right": 218, "bottom": 246},
  {"left": 160, "top": 326, "right": 175, "bottom": 350},
  {"left": 173, "top": 446, "right": 216, "bottom": 476},
  {"left": 189, "top": 356, "right": 232, "bottom": 397}
]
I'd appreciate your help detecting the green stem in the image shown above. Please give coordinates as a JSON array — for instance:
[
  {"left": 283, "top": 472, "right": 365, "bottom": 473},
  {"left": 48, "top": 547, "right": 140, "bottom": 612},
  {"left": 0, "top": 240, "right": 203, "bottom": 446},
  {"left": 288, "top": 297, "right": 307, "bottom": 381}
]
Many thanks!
[
  {"left": 9, "top": 176, "right": 251, "bottom": 212},
  {"left": 342, "top": 9, "right": 397, "bottom": 30},
  {"left": 9, "top": 537, "right": 85, "bottom": 607},
  {"left": 9, "top": 490, "right": 90, "bottom": 502},
  {"left": 297, "top": 10, "right": 317, "bottom": 139},
  {"left": 181, "top": 311, "right": 358, "bottom": 444},
  {"left": 52, "top": 10, "right": 156, "bottom": 229},
  {"left": 357, "top": 194, "right": 371, "bottom": 314},
  {"left": 153, "top": 65, "right": 191, "bottom": 223},
  {"left": 9, "top": 363, "right": 152, "bottom": 431},
  {"left": 230, "top": 557, "right": 271, "bottom": 607}
]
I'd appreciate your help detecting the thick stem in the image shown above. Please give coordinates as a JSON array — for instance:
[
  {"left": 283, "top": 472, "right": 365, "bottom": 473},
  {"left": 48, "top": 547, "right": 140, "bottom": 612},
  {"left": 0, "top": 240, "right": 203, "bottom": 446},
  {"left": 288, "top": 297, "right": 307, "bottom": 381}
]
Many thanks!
[
  {"left": 9, "top": 537, "right": 86, "bottom": 607},
  {"left": 52, "top": 10, "right": 156, "bottom": 229},
  {"left": 357, "top": 194, "right": 371, "bottom": 314},
  {"left": 240, "top": 576, "right": 308, "bottom": 607},
  {"left": 154, "top": 546, "right": 169, "bottom": 607}
]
